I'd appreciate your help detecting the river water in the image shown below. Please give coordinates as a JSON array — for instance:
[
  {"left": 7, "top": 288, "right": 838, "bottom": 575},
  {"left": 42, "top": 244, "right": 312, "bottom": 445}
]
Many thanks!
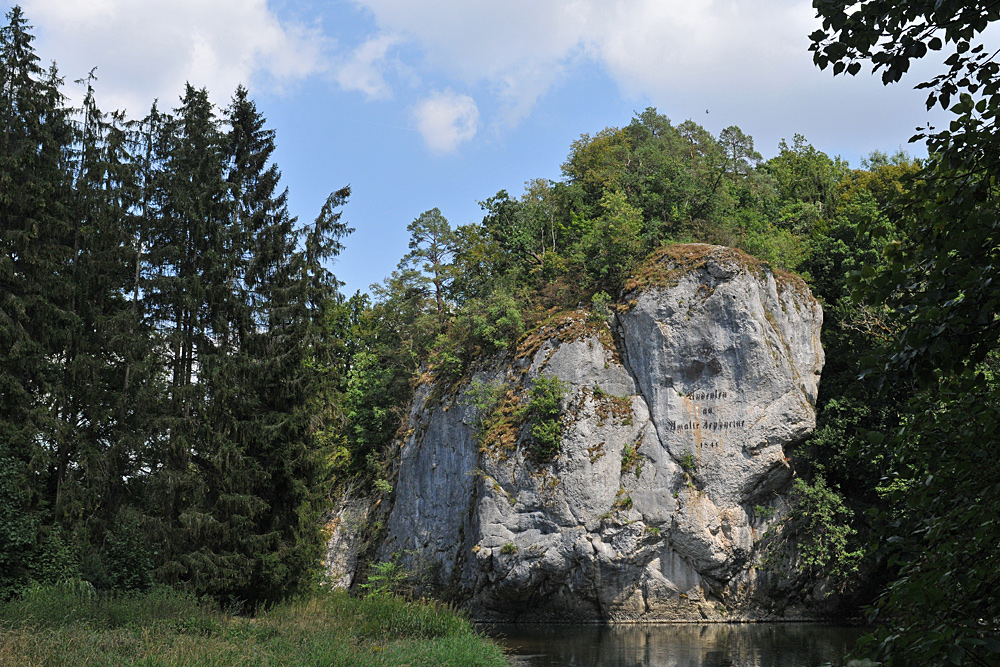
[{"left": 485, "top": 623, "right": 865, "bottom": 667}]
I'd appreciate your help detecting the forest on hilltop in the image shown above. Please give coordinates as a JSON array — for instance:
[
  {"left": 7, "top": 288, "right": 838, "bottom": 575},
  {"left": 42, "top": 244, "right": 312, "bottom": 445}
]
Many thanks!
[{"left": 2, "top": 2, "right": 999, "bottom": 664}]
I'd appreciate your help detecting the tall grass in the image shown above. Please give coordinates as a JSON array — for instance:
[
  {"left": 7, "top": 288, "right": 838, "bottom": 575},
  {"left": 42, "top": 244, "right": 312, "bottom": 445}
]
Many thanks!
[{"left": 0, "top": 584, "right": 506, "bottom": 667}]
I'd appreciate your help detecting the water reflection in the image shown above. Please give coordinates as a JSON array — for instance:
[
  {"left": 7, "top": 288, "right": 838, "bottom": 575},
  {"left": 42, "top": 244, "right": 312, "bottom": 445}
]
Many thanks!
[{"left": 487, "top": 623, "right": 863, "bottom": 667}]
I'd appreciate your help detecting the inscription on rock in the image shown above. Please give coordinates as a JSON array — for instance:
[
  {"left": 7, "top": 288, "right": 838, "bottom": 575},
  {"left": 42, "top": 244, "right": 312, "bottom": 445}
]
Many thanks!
[
  {"left": 670, "top": 389, "right": 745, "bottom": 434},
  {"left": 667, "top": 419, "right": 746, "bottom": 432}
]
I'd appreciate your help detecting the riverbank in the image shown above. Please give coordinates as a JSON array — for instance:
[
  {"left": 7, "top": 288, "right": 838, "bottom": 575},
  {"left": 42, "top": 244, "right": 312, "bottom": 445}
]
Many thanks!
[{"left": 0, "top": 583, "right": 507, "bottom": 667}]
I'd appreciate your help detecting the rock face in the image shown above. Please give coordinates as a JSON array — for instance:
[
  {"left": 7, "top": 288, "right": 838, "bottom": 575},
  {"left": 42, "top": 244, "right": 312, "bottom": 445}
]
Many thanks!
[
  {"left": 370, "top": 245, "right": 824, "bottom": 621},
  {"left": 324, "top": 496, "right": 375, "bottom": 590}
]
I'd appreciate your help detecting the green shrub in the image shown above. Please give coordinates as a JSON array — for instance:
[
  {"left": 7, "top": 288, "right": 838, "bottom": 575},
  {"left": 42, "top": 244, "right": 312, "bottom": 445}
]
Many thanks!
[
  {"left": 360, "top": 559, "right": 409, "bottom": 598},
  {"left": 590, "top": 291, "right": 612, "bottom": 322},
  {"left": 525, "top": 375, "right": 568, "bottom": 461},
  {"left": 100, "top": 509, "right": 155, "bottom": 592},
  {"left": 788, "top": 476, "right": 861, "bottom": 579},
  {"left": 464, "top": 379, "right": 508, "bottom": 442},
  {"left": 753, "top": 504, "right": 777, "bottom": 521},
  {"left": 0, "top": 455, "right": 38, "bottom": 601},
  {"left": 30, "top": 527, "right": 81, "bottom": 586},
  {"left": 466, "top": 290, "right": 526, "bottom": 353},
  {"left": 621, "top": 443, "right": 642, "bottom": 475},
  {"left": 429, "top": 334, "right": 465, "bottom": 384}
]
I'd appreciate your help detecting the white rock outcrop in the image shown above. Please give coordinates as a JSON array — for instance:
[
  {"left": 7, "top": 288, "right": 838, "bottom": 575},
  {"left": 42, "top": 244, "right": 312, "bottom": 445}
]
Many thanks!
[{"left": 363, "top": 245, "right": 824, "bottom": 620}]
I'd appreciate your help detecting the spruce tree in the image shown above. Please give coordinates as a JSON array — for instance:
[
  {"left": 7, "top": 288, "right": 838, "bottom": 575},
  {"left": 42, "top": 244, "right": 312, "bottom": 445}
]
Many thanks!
[
  {"left": 58, "top": 74, "right": 155, "bottom": 589},
  {"left": 143, "top": 84, "right": 234, "bottom": 594},
  {"left": 1, "top": 7, "right": 356, "bottom": 603},
  {"left": 140, "top": 83, "right": 353, "bottom": 606},
  {"left": 0, "top": 5, "right": 76, "bottom": 597}
]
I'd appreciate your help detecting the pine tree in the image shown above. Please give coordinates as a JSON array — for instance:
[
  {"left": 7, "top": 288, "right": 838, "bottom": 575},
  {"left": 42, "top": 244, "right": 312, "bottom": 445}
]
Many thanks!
[
  {"left": 398, "top": 208, "right": 455, "bottom": 321},
  {"left": 2, "top": 7, "right": 357, "bottom": 603}
]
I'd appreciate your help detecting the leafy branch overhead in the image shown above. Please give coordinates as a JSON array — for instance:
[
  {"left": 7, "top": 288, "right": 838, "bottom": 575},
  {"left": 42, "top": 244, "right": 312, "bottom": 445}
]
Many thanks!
[{"left": 813, "top": 2, "right": 1000, "bottom": 665}]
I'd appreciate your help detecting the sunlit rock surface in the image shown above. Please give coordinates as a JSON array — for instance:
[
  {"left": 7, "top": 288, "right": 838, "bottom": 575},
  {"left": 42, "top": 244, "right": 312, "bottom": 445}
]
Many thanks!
[{"left": 347, "top": 245, "right": 825, "bottom": 620}]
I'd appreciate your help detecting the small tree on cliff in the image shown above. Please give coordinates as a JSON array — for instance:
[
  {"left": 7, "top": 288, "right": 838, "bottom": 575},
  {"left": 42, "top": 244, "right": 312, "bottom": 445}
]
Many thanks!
[{"left": 398, "top": 208, "right": 456, "bottom": 323}]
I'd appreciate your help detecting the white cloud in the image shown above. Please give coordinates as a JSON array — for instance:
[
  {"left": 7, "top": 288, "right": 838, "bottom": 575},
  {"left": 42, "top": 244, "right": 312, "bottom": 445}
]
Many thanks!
[
  {"left": 590, "top": 0, "right": 816, "bottom": 93},
  {"left": 413, "top": 90, "right": 480, "bottom": 153},
  {"left": 22, "top": 0, "right": 327, "bottom": 115},
  {"left": 334, "top": 33, "right": 401, "bottom": 100},
  {"left": 348, "top": 0, "right": 823, "bottom": 127}
]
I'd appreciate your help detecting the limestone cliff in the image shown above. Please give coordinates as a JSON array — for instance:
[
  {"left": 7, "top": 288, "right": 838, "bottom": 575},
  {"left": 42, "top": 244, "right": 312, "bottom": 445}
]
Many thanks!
[{"left": 330, "top": 244, "right": 826, "bottom": 621}]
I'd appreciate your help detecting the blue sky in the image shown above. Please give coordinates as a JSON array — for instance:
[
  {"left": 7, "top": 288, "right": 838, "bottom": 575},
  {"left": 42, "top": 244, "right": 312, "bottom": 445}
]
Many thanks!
[{"left": 12, "top": 0, "right": 953, "bottom": 296}]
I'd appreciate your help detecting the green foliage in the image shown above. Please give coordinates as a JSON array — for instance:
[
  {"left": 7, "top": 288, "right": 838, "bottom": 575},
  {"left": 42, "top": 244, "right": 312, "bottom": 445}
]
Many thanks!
[
  {"left": 398, "top": 208, "right": 457, "bottom": 321},
  {"left": 456, "top": 289, "right": 526, "bottom": 354},
  {"left": 427, "top": 333, "right": 465, "bottom": 384},
  {"left": 788, "top": 151, "right": 917, "bottom": 614},
  {"left": 31, "top": 528, "right": 81, "bottom": 585},
  {"left": 93, "top": 510, "right": 155, "bottom": 592},
  {"left": 787, "top": 476, "right": 861, "bottom": 580},
  {"left": 525, "top": 375, "right": 568, "bottom": 461},
  {"left": 0, "top": 8, "right": 350, "bottom": 608},
  {"left": 613, "top": 489, "right": 634, "bottom": 510},
  {"left": 813, "top": 4, "right": 1000, "bottom": 664},
  {"left": 620, "top": 443, "right": 642, "bottom": 476},
  {"left": 464, "top": 379, "right": 508, "bottom": 443},
  {"left": 428, "top": 289, "right": 527, "bottom": 384},
  {"left": 753, "top": 504, "right": 776, "bottom": 521},
  {"left": 762, "top": 134, "right": 843, "bottom": 230},
  {"left": 857, "top": 377, "right": 1000, "bottom": 667},
  {"left": 452, "top": 108, "right": 836, "bottom": 312},
  {"left": 500, "top": 542, "right": 517, "bottom": 555},
  {"left": 589, "top": 291, "right": 612, "bottom": 322},
  {"left": 342, "top": 346, "right": 409, "bottom": 481},
  {"left": 0, "top": 455, "right": 38, "bottom": 601},
  {"left": 464, "top": 379, "right": 506, "bottom": 415},
  {"left": 360, "top": 559, "right": 410, "bottom": 598},
  {"left": 679, "top": 452, "right": 697, "bottom": 473},
  {"left": 578, "top": 189, "right": 645, "bottom": 291}
]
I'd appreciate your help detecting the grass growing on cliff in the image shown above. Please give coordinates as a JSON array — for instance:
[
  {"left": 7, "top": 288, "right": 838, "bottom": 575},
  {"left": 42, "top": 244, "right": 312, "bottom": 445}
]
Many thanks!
[{"left": 0, "top": 583, "right": 506, "bottom": 667}]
